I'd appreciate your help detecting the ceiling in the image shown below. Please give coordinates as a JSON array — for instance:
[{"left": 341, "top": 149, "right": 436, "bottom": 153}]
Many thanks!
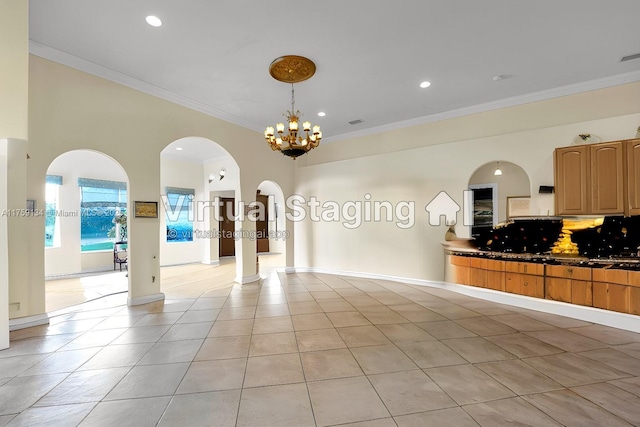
[
  {"left": 161, "top": 137, "right": 229, "bottom": 163},
  {"left": 29, "top": 1, "right": 640, "bottom": 144}
]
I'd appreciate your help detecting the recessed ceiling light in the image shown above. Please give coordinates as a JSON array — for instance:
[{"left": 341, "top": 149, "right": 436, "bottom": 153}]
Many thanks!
[
  {"left": 419, "top": 81, "right": 431, "bottom": 88},
  {"left": 145, "top": 16, "right": 162, "bottom": 27},
  {"left": 317, "top": 112, "right": 326, "bottom": 117},
  {"left": 175, "top": 147, "right": 183, "bottom": 151}
]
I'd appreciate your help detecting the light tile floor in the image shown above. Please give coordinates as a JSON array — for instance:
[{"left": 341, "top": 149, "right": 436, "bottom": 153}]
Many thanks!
[{"left": 3, "top": 263, "right": 640, "bottom": 426}]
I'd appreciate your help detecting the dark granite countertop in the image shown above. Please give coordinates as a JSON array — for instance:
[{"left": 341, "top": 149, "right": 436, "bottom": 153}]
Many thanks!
[{"left": 445, "top": 247, "right": 640, "bottom": 270}]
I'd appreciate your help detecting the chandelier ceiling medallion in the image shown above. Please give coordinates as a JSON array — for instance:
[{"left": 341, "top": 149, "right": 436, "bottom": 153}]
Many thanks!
[{"left": 264, "top": 55, "right": 322, "bottom": 159}]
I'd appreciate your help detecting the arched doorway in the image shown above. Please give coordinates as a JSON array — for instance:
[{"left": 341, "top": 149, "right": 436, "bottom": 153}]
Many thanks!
[
  {"left": 160, "top": 137, "right": 242, "bottom": 278},
  {"left": 256, "top": 180, "right": 287, "bottom": 273},
  {"left": 44, "top": 150, "right": 129, "bottom": 311},
  {"left": 468, "top": 161, "right": 531, "bottom": 237}
]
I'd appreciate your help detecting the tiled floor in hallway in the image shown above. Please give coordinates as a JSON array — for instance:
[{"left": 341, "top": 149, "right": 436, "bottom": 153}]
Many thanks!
[{"left": 3, "top": 264, "right": 640, "bottom": 426}]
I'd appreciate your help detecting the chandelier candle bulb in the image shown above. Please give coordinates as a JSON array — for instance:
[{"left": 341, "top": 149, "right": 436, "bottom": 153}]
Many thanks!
[
  {"left": 276, "top": 123, "right": 285, "bottom": 133},
  {"left": 303, "top": 121, "right": 311, "bottom": 131},
  {"left": 289, "top": 120, "right": 298, "bottom": 131},
  {"left": 313, "top": 125, "right": 320, "bottom": 134}
]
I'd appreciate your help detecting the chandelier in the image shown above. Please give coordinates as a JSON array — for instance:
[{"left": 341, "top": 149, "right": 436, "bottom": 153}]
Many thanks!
[{"left": 264, "top": 56, "right": 322, "bottom": 159}]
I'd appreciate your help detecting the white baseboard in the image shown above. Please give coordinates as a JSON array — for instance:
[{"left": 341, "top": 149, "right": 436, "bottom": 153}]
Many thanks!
[
  {"left": 235, "top": 274, "right": 261, "bottom": 284},
  {"left": 9, "top": 313, "right": 50, "bottom": 331},
  {"left": 292, "top": 267, "right": 640, "bottom": 334},
  {"left": 284, "top": 267, "right": 296, "bottom": 274},
  {"left": 127, "top": 293, "right": 165, "bottom": 306},
  {"left": 202, "top": 260, "right": 220, "bottom": 266}
]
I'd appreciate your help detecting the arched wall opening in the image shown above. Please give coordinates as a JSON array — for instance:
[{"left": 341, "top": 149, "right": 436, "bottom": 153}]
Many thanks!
[
  {"left": 44, "top": 149, "right": 129, "bottom": 311},
  {"left": 468, "top": 161, "right": 532, "bottom": 237},
  {"left": 160, "top": 137, "right": 241, "bottom": 272},
  {"left": 256, "top": 180, "right": 287, "bottom": 272}
]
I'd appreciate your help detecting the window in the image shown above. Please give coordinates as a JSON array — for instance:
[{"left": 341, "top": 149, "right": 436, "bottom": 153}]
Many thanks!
[
  {"left": 45, "top": 175, "right": 62, "bottom": 247},
  {"left": 79, "top": 178, "right": 127, "bottom": 251},
  {"left": 165, "top": 187, "right": 194, "bottom": 242}
]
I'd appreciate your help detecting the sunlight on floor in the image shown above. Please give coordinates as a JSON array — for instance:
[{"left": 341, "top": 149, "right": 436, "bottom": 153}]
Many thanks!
[{"left": 45, "top": 253, "right": 286, "bottom": 313}]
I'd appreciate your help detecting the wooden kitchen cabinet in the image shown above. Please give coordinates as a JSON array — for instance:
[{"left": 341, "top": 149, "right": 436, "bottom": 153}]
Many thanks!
[
  {"left": 630, "top": 287, "right": 640, "bottom": 315},
  {"left": 593, "top": 282, "right": 630, "bottom": 313},
  {"left": 555, "top": 145, "right": 589, "bottom": 215},
  {"left": 627, "top": 138, "right": 640, "bottom": 216},
  {"left": 555, "top": 138, "right": 640, "bottom": 216},
  {"left": 506, "top": 272, "right": 544, "bottom": 298},
  {"left": 590, "top": 141, "right": 625, "bottom": 214},
  {"left": 592, "top": 268, "right": 630, "bottom": 313},
  {"left": 449, "top": 254, "right": 640, "bottom": 316},
  {"left": 545, "top": 265, "right": 592, "bottom": 306},
  {"left": 486, "top": 259, "right": 505, "bottom": 291},
  {"left": 504, "top": 261, "right": 545, "bottom": 298},
  {"left": 450, "top": 255, "right": 470, "bottom": 285},
  {"left": 467, "top": 257, "right": 488, "bottom": 288}
]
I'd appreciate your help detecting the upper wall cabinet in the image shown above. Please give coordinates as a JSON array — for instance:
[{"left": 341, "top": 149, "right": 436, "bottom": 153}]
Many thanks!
[
  {"left": 555, "top": 138, "right": 640, "bottom": 216},
  {"left": 555, "top": 145, "right": 589, "bottom": 215},
  {"left": 590, "top": 141, "right": 625, "bottom": 214},
  {"left": 628, "top": 139, "right": 640, "bottom": 216}
]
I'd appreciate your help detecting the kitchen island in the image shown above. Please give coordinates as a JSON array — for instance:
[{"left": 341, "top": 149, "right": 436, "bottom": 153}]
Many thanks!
[{"left": 444, "top": 246, "right": 640, "bottom": 316}]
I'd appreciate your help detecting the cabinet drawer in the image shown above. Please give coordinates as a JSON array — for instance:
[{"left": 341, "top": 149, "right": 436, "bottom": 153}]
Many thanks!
[
  {"left": 546, "top": 265, "right": 591, "bottom": 281},
  {"left": 592, "top": 268, "right": 628, "bottom": 285},
  {"left": 486, "top": 259, "right": 505, "bottom": 272},
  {"left": 470, "top": 258, "right": 488, "bottom": 269},
  {"left": 629, "top": 271, "right": 640, "bottom": 288},
  {"left": 504, "top": 261, "right": 543, "bottom": 275},
  {"left": 451, "top": 255, "right": 470, "bottom": 267}
]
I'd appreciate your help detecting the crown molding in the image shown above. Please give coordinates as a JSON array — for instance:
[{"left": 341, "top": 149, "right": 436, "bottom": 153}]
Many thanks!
[
  {"left": 30, "top": 41, "right": 640, "bottom": 144},
  {"left": 29, "top": 40, "right": 264, "bottom": 133},
  {"left": 322, "top": 69, "right": 640, "bottom": 144}
]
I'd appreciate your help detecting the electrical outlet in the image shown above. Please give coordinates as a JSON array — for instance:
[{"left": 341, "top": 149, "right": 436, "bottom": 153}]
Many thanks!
[
  {"left": 152, "top": 276, "right": 156, "bottom": 283},
  {"left": 9, "top": 302, "right": 20, "bottom": 312}
]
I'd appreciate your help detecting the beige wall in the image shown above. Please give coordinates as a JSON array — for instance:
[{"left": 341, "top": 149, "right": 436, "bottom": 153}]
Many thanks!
[
  {"left": 0, "top": 0, "right": 28, "bottom": 346},
  {"left": 19, "top": 55, "right": 294, "bottom": 318},
  {"left": 0, "top": 0, "right": 28, "bottom": 141},
  {"left": 0, "top": 140, "right": 9, "bottom": 349},
  {"left": 294, "top": 102, "right": 640, "bottom": 281}
]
